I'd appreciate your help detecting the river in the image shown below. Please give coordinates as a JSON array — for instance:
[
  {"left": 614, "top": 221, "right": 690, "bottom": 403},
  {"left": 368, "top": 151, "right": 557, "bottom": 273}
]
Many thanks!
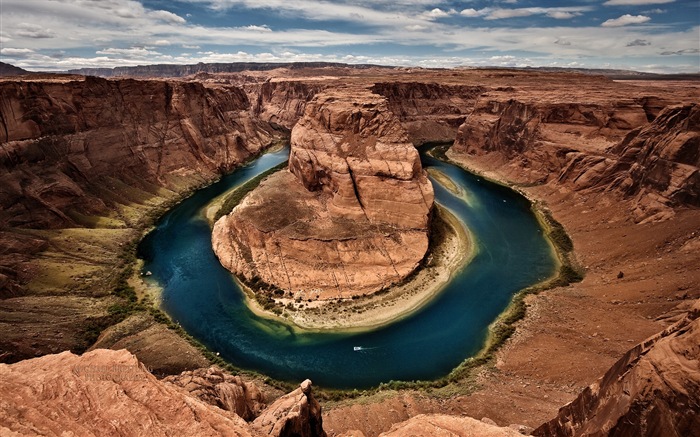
[{"left": 138, "top": 145, "right": 558, "bottom": 389}]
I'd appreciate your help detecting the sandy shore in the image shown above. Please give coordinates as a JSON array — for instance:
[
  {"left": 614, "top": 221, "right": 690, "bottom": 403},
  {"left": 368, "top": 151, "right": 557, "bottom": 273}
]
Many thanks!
[{"left": 238, "top": 204, "right": 474, "bottom": 332}]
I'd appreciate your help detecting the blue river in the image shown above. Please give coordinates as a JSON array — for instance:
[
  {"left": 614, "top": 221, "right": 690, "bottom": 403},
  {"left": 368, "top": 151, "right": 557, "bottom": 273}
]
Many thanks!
[{"left": 138, "top": 145, "right": 558, "bottom": 389}]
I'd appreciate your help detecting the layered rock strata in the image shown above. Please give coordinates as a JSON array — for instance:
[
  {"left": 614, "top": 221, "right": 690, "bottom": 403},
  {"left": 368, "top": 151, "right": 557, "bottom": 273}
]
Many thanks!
[
  {"left": 453, "top": 98, "right": 699, "bottom": 221},
  {"left": 0, "top": 349, "right": 325, "bottom": 437},
  {"left": 0, "top": 76, "right": 281, "bottom": 360},
  {"left": 534, "top": 300, "right": 700, "bottom": 437},
  {"left": 213, "top": 88, "right": 434, "bottom": 298}
]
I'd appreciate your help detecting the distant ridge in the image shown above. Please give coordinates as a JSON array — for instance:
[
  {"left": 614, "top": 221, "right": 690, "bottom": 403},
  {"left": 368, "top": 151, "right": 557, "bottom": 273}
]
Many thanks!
[
  {"left": 0, "top": 62, "right": 30, "bottom": 76},
  {"left": 66, "top": 61, "right": 390, "bottom": 78},
  {"left": 64, "top": 61, "right": 700, "bottom": 80}
]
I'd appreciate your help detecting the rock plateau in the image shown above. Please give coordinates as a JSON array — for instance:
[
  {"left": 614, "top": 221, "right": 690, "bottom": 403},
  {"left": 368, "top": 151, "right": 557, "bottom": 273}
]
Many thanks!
[{"left": 212, "top": 87, "right": 434, "bottom": 298}]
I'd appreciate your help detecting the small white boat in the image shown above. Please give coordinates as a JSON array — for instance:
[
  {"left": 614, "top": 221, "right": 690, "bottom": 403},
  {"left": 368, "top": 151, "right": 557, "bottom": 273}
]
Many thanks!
[{"left": 353, "top": 346, "right": 362, "bottom": 351}]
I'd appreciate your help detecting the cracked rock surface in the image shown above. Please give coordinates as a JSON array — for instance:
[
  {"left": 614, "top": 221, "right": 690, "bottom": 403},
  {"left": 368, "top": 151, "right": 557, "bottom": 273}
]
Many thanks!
[{"left": 212, "top": 87, "right": 434, "bottom": 299}]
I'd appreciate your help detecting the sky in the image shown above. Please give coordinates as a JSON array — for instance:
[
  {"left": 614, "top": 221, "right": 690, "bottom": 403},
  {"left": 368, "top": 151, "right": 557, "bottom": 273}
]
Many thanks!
[{"left": 0, "top": 0, "right": 698, "bottom": 73}]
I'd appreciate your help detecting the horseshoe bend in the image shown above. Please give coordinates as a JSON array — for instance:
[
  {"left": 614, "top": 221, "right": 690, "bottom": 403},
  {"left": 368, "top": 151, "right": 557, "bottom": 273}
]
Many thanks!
[
  {"left": 212, "top": 88, "right": 435, "bottom": 301},
  {"left": 0, "top": 62, "right": 699, "bottom": 437}
]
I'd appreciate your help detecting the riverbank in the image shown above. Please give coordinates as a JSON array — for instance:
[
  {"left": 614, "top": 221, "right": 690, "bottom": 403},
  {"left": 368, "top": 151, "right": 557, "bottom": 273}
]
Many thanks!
[
  {"left": 323, "top": 143, "right": 699, "bottom": 434},
  {"left": 237, "top": 204, "right": 474, "bottom": 332}
]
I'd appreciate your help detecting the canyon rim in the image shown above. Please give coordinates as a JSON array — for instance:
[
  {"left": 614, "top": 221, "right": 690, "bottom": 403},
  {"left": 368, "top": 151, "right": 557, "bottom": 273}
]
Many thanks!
[{"left": 0, "top": 59, "right": 698, "bottom": 437}]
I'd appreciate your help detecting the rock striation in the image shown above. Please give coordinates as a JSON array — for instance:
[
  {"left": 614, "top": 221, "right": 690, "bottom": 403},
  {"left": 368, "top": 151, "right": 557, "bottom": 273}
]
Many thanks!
[
  {"left": 374, "top": 414, "right": 523, "bottom": 437},
  {"left": 0, "top": 348, "right": 325, "bottom": 437},
  {"left": 253, "top": 379, "right": 326, "bottom": 437},
  {"left": 371, "top": 82, "right": 484, "bottom": 144},
  {"left": 164, "top": 366, "right": 266, "bottom": 421},
  {"left": 534, "top": 300, "right": 700, "bottom": 437},
  {"left": 212, "top": 88, "right": 434, "bottom": 298},
  {"left": 453, "top": 97, "right": 699, "bottom": 221},
  {"left": 0, "top": 76, "right": 277, "bottom": 230}
]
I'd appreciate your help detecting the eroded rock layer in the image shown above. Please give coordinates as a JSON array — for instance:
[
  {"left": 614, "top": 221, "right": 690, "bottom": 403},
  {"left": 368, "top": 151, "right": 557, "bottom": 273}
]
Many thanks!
[
  {"left": 0, "top": 349, "right": 325, "bottom": 437},
  {"left": 534, "top": 300, "right": 700, "bottom": 437},
  {"left": 213, "top": 88, "right": 434, "bottom": 298}
]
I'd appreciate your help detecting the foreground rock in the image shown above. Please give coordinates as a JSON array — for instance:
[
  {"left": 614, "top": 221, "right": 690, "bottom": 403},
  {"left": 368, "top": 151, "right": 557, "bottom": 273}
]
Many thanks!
[
  {"left": 253, "top": 379, "right": 326, "bottom": 437},
  {"left": 534, "top": 299, "right": 700, "bottom": 437},
  {"left": 165, "top": 366, "right": 266, "bottom": 421},
  {"left": 213, "top": 88, "right": 434, "bottom": 298},
  {"left": 0, "top": 349, "right": 325, "bottom": 437}
]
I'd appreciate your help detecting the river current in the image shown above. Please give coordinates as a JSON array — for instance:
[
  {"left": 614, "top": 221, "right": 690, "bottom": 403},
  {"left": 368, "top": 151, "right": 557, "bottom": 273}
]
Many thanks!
[{"left": 138, "top": 145, "right": 557, "bottom": 389}]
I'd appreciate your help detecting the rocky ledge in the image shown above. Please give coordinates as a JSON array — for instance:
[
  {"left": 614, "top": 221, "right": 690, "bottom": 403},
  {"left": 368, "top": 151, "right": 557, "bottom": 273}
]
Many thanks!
[
  {"left": 0, "top": 348, "right": 326, "bottom": 437},
  {"left": 212, "top": 87, "right": 434, "bottom": 299}
]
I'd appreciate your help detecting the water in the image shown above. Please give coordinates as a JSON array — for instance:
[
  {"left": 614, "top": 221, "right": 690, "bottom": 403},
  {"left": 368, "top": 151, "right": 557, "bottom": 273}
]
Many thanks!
[{"left": 138, "top": 145, "right": 558, "bottom": 389}]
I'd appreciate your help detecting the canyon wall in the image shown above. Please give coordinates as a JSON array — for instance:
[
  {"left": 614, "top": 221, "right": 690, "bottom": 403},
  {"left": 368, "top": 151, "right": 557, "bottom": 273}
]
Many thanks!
[
  {"left": 212, "top": 87, "right": 434, "bottom": 298},
  {"left": 371, "top": 82, "right": 484, "bottom": 144},
  {"left": 534, "top": 300, "right": 700, "bottom": 437},
  {"left": 0, "top": 76, "right": 277, "bottom": 230},
  {"left": 452, "top": 95, "right": 699, "bottom": 222},
  {"left": 0, "top": 76, "right": 282, "bottom": 362},
  {"left": 0, "top": 348, "right": 326, "bottom": 437}
]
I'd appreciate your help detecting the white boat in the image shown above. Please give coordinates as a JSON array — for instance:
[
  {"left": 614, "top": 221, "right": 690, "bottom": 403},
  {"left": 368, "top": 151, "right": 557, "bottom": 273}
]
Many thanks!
[{"left": 353, "top": 346, "right": 362, "bottom": 351}]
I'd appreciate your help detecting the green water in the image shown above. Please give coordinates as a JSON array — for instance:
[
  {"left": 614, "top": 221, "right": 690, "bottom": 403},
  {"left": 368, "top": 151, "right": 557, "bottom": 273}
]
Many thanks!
[{"left": 138, "top": 145, "right": 558, "bottom": 389}]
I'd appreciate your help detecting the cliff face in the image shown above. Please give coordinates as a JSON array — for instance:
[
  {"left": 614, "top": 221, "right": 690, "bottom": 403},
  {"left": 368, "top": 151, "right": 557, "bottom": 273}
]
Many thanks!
[
  {"left": 0, "top": 76, "right": 277, "bottom": 229},
  {"left": 534, "top": 300, "right": 700, "bottom": 437},
  {"left": 249, "top": 80, "right": 325, "bottom": 129},
  {"left": 371, "top": 82, "right": 484, "bottom": 144},
  {"left": 0, "top": 349, "right": 325, "bottom": 437},
  {"left": 0, "top": 76, "right": 281, "bottom": 360},
  {"left": 212, "top": 88, "right": 434, "bottom": 298},
  {"left": 453, "top": 97, "right": 699, "bottom": 221}
]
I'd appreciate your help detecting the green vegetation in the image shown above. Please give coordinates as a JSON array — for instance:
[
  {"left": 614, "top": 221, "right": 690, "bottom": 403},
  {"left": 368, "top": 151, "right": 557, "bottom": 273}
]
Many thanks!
[
  {"left": 304, "top": 142, "right": 586, "bottom": 402},
  {"left": 214, "top": 162, "right": 288, "bottom": 221}
]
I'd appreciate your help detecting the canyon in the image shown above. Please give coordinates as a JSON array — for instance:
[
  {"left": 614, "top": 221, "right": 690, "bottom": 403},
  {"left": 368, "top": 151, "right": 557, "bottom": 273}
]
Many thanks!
[
  {"left": 212, "top": 87, "right": 434, "bottom": 299},
  {"left": 0, "top": 65, "right": 698, "bottom": 436}
]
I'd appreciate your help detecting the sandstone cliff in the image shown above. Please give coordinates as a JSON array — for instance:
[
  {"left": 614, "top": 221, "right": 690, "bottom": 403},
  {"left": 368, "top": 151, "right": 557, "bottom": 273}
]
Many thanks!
[
  {"left": 212, "top": 88, "right": 434, "bottom": 298},
  {"left": 371, "top": 82, "right": 484, "bottom": 144},
  {"left": 0, "top": 349, "right": 325, "bottom": 437},
  {"left": 452, "top": 97, "right": 699, "bottom": 221},
  {"left": 534, "top": 300, "right": 700, "bottom": 437},
  {"left": 249, "top": 80, "right": 325, "bottom": 129},
  {"left": 0, "top": 76, "right": 281, "bottom": 361},
  {"left": 0, "top": 76, "right": 277, "bottom": 229}
]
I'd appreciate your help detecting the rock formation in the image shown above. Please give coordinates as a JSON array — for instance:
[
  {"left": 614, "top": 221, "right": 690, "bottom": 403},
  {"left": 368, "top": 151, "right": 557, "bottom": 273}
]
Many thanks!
[
  {"left": 0, "top": 76, "right": 277, "bottom": 229},
  {"left": 253, "top": 379, "right": 326, "bottom": 437},
  {"left": 453, "top": 97, "right": 699, "bottom": 221},
  {"left": 0, "top": 349, "right": 325, "bottom": 437},
  {"left": 164, "top": 366, "right": 266, "bottom": 421},
  {"left": 212, "top": 88, "right": 434, "bottom": 298},
  {"left": 249, "top": 80, "right": 325, "bottom": 129},
  {"left": 371, "top": 82, "right": 484, "bottom": 144},
  {"left": 0, "top": 75, "right": 283, "bottom": 360},
  {"left": 534, "top": 300, "right": 700, "bottom": 437},
  {"left": 373, "top": 414, "right": 523, "bottom": 437}
]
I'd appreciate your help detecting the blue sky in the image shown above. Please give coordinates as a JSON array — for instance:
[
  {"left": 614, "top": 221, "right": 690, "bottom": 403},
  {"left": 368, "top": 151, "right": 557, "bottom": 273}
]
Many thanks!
[{"left": 1, "top": 0, "right": 698, "bottom": 72}]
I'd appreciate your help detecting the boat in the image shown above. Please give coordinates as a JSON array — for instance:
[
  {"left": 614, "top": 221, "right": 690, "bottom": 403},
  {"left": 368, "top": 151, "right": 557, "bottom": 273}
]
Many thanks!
[{"left": 353, "top": 346, "right": 362, "bottom": 351}]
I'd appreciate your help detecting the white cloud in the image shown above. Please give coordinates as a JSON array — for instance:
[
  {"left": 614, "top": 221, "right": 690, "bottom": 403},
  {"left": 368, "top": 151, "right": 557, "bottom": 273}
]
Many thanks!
[
  {"left": 460, "top": 7, "right": 591, "bottom": 20},
  {"left": 421, "top": 8, "right": 455, "bottom": 20},
  {"left": 15, "top": 23, "right": 55, "bottom": 39},
  {"left": 96, "top": 47, "right": 162, "bottom": 57},
  {"left": 239, "top": 25, "right": 272, "bottom": 32},
  {"left": 0, "top": 47, "right": 35, "bottom": 56},
  {"left": 547, "top": 11, "right": 579, "bottom": 20},
  {"left": 148, "top": 10, "right": 186, "bottom": 24},
  {"left": 153, "top": 39, "right": 171, "bottom": 46},
  {"left": 182, "top": 44, "right": 201, "bottom": 49},
  {"left": 604, "top": 0, "right": 674, "bottom": 5},
  {"left": 601, "top": 14, "right": 651, "bottom": 27},
  {"left": 405, "top": 24, "right": 428, "bottom": 31},
  {"left": 460, "top": 8, "right": 488, "bottom": 18}
]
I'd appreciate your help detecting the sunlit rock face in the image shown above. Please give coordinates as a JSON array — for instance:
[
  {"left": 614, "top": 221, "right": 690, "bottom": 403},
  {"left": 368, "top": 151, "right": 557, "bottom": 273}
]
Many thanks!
[{"left": 212, "top": 88, "right": 434, "bottom": 299}]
